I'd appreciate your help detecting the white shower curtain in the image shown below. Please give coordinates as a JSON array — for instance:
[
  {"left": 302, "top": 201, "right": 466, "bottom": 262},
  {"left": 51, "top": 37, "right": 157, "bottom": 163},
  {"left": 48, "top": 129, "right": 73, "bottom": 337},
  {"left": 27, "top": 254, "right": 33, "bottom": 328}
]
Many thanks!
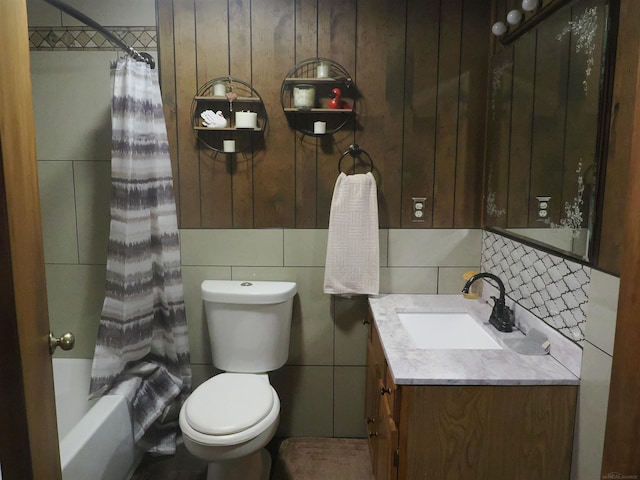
[{"left": 90, "top": 56, "right": 191, "bottom": 454}]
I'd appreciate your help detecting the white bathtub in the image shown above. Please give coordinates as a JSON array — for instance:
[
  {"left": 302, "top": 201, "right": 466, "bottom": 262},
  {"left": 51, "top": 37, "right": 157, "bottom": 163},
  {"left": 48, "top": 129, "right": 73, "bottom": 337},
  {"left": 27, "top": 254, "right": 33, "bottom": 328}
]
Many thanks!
[{"left": 52, "top": 358, "right": 142, "bottom": 480}]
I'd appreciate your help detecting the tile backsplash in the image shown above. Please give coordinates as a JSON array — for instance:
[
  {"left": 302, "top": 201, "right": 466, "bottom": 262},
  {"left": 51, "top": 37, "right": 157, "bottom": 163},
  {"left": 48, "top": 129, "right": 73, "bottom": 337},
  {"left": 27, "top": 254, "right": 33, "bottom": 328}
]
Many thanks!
[
  {"left": 481, "top": 230, "right": 591, "bottom": 343},
  {"left": 29, "top": 26, "right": 157, "bottom": 51}
]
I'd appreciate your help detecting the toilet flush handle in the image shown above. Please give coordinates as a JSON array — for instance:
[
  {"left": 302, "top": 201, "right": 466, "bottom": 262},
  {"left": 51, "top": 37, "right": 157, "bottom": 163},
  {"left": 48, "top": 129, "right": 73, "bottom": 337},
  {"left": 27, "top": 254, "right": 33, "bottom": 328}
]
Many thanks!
[{"left": 49, "top": 331, "right": 75, "bottom": 355}]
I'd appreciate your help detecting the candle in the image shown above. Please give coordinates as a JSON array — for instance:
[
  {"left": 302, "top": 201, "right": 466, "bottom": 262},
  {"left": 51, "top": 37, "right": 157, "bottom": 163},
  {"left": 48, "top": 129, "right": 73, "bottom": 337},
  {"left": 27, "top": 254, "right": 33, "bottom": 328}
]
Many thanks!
[
  {"left": 213, "top": 82, "right": 226, "bottom": 96},
  {"left": 223, "top": 140, "right": 235, "bottom": 153},
  {"left": 235, "top": 111, "right": 258, "bottom": 129},
  {"left": 316, "top": 63, "right": 329, "bottom": 78},
  {"left": 314, "top": 121, "right": 326, "bottom": 135},
  {"left": 293, "top": 84, "right": 315, "bottom": 109}
]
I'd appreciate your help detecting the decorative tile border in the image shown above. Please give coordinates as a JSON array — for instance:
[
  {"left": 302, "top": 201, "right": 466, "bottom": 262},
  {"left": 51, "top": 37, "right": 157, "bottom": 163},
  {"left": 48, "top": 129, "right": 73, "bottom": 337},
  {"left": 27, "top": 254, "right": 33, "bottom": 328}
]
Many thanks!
[
  {"left": 481, "top": 230, "right": 590, "bottom": 343},
  {"left": 29, "top": 26, "right": 157, "bottom": 51}
]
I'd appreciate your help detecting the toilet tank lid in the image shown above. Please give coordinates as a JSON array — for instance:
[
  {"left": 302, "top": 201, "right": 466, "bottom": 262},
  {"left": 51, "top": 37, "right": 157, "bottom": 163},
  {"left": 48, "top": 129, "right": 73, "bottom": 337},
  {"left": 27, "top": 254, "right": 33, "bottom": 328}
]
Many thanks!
[{"left": 201, "top": 280, "right": 297, "bottom": 304}]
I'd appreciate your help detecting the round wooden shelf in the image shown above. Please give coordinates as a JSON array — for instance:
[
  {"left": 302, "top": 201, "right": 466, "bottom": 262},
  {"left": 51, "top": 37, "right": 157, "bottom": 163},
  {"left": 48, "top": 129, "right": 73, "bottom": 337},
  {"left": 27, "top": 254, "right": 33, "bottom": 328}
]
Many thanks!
[
  {"left": 280, "top": 58, "right": 355, "bottom": 136},
  {"left": 192, "top": 77, "right": 267, "bottom": 152}
]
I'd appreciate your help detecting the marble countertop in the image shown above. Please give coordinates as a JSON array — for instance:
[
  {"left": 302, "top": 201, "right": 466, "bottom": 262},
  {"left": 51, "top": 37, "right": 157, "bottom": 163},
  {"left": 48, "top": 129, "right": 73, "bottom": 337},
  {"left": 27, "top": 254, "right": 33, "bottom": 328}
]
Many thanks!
[{"left": 368, "top": 294, "right": 580, "bottom": 386}]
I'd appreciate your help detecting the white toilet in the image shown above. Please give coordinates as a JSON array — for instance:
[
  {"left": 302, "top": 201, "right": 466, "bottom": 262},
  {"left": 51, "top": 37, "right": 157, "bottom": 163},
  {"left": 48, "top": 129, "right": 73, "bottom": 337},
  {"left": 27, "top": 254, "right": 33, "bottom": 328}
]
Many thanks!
[{"left": 179, "top": 280, "right": 297, "bottom": 480}]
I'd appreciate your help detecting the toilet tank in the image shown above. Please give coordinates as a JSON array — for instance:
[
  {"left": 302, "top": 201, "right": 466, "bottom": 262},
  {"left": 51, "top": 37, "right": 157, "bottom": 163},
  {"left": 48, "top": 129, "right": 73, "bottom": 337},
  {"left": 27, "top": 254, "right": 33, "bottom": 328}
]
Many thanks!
[{"left": 201, "top": 280, "right": 297, "bottom": 373}]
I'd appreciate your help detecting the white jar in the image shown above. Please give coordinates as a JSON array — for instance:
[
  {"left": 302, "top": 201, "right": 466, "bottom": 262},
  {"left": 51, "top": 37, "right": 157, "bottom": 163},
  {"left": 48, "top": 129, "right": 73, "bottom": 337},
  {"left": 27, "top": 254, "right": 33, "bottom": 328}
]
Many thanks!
[
  {"left": 213, "top": 82, "right": 226, "bottom": 96},
  {"left": 223, "top": 140, "right": 235, "bottom": 153},
  {"left": 316, "top": 63, "right": 329, "bottom": 78},
  {"left": 313, "top": 121, "right": 326, "bottom": 134},
  {"left": 235, "top": 111, "right": 258, "bottom": 129}
]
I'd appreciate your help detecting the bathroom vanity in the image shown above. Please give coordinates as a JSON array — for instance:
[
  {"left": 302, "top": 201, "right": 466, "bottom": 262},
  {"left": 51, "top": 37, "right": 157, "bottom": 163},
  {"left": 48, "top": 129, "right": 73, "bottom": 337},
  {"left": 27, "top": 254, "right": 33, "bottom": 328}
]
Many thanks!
[{"left": 364, "top": 295, "right": 579, "bottom": 480}]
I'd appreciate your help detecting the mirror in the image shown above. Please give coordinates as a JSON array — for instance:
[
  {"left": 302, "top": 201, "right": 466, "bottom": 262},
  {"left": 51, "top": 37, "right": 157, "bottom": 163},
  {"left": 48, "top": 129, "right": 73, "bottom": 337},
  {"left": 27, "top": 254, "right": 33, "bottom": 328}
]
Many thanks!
[{"left": 484, "top": 0, "right": 610, "bottom": 261}]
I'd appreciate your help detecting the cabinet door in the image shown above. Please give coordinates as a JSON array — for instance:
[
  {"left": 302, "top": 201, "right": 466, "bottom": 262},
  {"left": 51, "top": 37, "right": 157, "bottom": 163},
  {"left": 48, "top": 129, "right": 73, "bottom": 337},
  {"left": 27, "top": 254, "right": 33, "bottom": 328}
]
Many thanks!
[
  {"left": 365, "top": 340, "right": 380, "bottom": 474},
  {"left": 384, "top": 365, "right": 400, "bottom": 422},
  {"left": 376, "top": 396, "right": 399, "bottom": 480}
]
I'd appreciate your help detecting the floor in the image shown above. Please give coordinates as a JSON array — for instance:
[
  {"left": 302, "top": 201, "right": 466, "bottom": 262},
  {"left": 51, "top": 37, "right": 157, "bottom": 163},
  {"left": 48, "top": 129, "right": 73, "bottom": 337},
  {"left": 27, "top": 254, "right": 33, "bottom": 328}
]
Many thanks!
[
  {"left": 130, "top": 443, "right": 208, "bottom": 480},
  {"left": 130, "top": 437, "right": 373, "bottom": 480}
]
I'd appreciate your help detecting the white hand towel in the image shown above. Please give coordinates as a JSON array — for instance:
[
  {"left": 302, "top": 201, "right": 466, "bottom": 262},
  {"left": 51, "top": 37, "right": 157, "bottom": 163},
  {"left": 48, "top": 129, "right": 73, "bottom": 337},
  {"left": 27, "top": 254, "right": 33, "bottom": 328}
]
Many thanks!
[{"left": 324, "top": 172, "right": 379, "bottom": 295}]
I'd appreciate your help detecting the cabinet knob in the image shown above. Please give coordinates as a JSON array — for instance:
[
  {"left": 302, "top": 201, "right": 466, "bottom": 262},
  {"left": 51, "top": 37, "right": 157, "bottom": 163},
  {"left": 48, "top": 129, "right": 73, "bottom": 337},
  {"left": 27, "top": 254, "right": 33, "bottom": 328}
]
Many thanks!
[
  {"left": 366, "top": 416, "right": 376, "bottom": 424},
  {"left": 362, "top": 318, "right": 370, "bottom": 325},
  {"left": 380, "top": 386, "right": 391, "bottom": 395},
  {"left": 368, "top": 431, "right": 378, "bottom": 437}
]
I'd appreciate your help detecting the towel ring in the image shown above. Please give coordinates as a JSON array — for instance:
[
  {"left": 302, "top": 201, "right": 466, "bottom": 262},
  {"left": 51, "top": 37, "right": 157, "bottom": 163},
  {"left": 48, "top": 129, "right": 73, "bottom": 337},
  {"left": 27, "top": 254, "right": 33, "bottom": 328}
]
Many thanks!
[{"left": 337, "top": 144, "right": 374, "bottom": 174}]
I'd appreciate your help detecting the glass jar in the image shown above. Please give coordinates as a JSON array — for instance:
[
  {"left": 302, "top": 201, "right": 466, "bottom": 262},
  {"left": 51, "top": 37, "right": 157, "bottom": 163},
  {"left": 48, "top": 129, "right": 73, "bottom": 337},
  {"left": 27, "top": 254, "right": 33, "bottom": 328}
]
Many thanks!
[{"left": 293, "top": 84, "right": 315, "bottom": 109}]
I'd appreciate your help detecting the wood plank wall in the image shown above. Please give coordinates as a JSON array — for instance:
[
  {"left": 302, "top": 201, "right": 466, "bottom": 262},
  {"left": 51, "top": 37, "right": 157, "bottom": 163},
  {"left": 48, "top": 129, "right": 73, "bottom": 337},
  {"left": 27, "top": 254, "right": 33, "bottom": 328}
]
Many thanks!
[{"left": 157, "top": 0, "right": 491, "bottom": 229}]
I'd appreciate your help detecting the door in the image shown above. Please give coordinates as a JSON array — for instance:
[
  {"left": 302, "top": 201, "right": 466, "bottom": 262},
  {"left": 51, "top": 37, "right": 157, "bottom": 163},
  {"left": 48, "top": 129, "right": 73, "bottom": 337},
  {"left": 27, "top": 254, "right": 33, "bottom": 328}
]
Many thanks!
[{"left": 0, "top": 0, "right": 62, "bottom": 478}]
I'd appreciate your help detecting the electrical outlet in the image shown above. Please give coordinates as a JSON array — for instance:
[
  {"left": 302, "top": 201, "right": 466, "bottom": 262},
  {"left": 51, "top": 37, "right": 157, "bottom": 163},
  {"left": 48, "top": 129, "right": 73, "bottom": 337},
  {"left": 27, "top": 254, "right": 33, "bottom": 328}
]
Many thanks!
[
  {"left": 412, "top": 197, "right": 427, "bottom": 222},
  {"left": 536, "top": 196, "right": 551, "bottom": 222}
]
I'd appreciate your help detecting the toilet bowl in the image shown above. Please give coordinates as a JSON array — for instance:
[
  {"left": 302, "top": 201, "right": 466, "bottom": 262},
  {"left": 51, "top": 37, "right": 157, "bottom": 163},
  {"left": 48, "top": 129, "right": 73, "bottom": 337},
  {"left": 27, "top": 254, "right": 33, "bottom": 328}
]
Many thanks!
[
  {"left": 179, "top": 280, "right": 297, "bottom": 480},
  {"left": 179, "top": 373, "right": 280, "bottom": 463}
]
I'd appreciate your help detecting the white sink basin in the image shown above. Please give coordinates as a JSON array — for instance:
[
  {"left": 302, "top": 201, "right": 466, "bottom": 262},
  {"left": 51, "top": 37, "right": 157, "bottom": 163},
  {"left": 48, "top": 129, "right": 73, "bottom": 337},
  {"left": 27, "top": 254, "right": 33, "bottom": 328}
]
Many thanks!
[{"left": 397, "top": 312, "right": 503, "bottom": 350}]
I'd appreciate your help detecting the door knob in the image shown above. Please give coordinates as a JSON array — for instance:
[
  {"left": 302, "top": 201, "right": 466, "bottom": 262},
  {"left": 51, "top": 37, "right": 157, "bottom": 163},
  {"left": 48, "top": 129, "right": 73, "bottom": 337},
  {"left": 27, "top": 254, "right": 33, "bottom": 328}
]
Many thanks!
[{"left": 49, "top": 331, "right": 75, "bottom": 354}]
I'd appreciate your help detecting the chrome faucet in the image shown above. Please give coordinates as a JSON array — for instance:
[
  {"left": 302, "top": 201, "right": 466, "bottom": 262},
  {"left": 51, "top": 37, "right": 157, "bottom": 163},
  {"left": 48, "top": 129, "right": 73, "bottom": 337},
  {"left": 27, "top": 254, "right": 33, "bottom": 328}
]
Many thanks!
[{"left": 462, "top": 273, "right": 514, "bottom": 332}]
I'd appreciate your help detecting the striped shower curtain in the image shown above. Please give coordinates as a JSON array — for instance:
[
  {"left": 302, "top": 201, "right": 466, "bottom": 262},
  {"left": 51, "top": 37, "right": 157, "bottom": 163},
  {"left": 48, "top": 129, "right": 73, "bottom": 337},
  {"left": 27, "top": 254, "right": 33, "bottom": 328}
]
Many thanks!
[{"left": 90, "top": 56, "right": 191, "bottom": 454}]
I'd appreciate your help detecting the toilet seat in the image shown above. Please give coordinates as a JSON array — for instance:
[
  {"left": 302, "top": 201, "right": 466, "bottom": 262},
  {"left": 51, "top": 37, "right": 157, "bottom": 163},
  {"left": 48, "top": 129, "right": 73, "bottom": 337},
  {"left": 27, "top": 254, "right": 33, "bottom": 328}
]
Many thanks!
[
  {"left": 180, "top": 373, "right": 280, "bottom": 447},
  {"left": 186, "top": 373, "right": 274, "bottom": 435}
]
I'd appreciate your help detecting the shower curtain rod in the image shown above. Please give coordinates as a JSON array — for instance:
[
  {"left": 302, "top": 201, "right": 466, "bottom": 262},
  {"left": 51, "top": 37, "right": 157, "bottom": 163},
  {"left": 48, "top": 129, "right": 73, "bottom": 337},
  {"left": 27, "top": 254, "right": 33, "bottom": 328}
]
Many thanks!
[{"left": 41, "top": 0, "right": 155, "bottom": 69}]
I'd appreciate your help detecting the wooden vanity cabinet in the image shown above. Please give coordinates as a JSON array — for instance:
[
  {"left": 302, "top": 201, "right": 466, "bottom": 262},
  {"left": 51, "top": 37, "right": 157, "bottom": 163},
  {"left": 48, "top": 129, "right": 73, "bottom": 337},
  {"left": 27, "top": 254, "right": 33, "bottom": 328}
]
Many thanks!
[
  {"left": 364, "top": 310, "right": 578, "bottom": 480},
  {"left": 365, "top": 321, "right": 400, "bottom": 479}
]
